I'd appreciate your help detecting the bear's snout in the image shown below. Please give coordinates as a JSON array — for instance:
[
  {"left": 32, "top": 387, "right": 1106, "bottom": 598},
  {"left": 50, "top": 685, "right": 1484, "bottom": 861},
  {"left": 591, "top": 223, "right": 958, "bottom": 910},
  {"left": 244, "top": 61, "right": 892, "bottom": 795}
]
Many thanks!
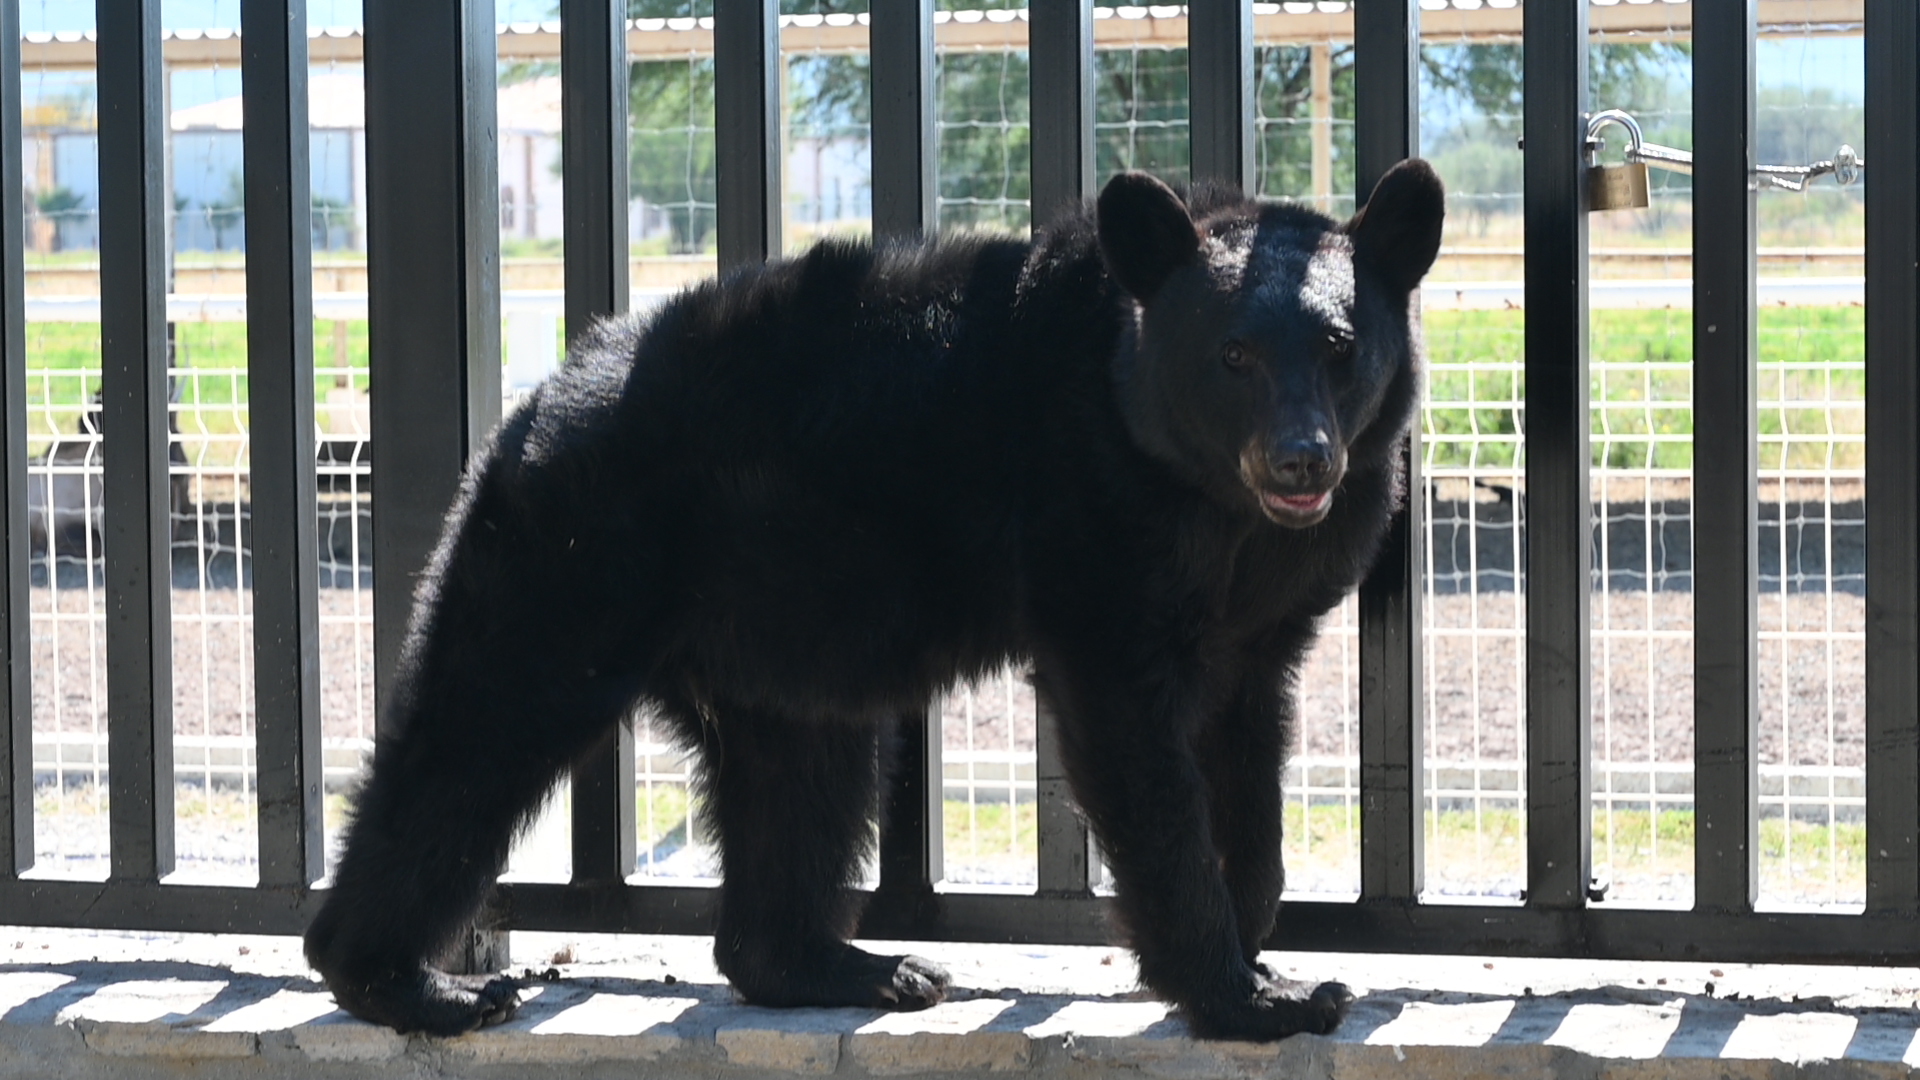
[
  {"left": 1270, "top": 434, "right": 1335, "bottom": 487},
  {"left": 1239, "top": 437, "right": 1346, "bottom": 527}
]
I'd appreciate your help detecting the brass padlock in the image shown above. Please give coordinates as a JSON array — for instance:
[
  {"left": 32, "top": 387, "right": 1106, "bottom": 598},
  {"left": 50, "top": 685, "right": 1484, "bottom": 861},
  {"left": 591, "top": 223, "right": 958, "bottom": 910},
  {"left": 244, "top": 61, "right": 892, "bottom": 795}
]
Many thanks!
[{"left": 1588, "top": 160, "right": 1650, "bottom": 211}]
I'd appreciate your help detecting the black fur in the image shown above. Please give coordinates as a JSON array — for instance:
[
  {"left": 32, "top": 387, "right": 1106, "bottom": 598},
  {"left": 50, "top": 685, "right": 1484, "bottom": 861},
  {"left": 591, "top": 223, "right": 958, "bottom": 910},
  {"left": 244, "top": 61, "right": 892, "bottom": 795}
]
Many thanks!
[{"left": 304, "top": 162, "right": 1445, "bottom": 1041}]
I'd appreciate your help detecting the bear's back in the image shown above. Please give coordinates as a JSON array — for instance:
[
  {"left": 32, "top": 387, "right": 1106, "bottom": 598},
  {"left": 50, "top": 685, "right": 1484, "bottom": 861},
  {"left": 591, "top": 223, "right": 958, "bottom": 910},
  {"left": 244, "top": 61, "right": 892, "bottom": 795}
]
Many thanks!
[{"left": 484, "top": 232, "right": 1115, "bottom": 708}]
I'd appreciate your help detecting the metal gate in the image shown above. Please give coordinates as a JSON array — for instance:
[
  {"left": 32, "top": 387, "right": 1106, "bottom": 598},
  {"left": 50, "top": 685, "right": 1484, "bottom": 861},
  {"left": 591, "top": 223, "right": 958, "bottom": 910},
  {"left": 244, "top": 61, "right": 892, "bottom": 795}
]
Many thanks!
[{"left": 1, "top": 0, "right": 1917, "bottom": 967}]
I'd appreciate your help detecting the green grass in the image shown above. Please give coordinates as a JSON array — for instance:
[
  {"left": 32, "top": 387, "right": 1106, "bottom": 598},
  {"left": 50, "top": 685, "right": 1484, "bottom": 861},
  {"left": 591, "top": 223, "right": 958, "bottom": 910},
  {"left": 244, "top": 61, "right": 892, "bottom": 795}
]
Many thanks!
[
  {"left": 19, "top": 306, "right": 1868, "bottom": 473},
  {"left": 637, "top": 784, "right": 697, "bottom": 851},
  {"left": 1422, "top": 306, "right": 1867, "bottom": 472},
  {"left": 944, "top": 799, "right": 1038, "bottom": 859}
]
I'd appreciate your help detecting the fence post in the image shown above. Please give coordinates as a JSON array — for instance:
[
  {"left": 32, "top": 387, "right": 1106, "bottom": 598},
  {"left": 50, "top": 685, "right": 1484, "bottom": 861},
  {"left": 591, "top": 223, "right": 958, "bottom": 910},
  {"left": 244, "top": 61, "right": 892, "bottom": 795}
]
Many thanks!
[
  {"left": 97, "top": 0, "right": 175, "bottom": 884},
  {"left": 1691, "top": 0, "right": 1759, "bottom": 916},
  {"left": 244, "top": 0, "right": 326, "bottom": 890},
  {"left": 1864, "top": 0, "right": 1920, "bottom": 915},
  {"left": 869, "top": 0, "right": 944, "bottom": 918},
  {"left": 1029, "top": 0, "right": 1093, "bottom": 231},
  {"left": 365, "top": 0, "right": 504, "bottom": 963},
  {"left": 0, "top": 0, "right": 31, "bottom": 878},
  {"left": 562, "top": 0, "right": 637, "bottom": 887},
  {"left": 1355, "top": 0, "right": 1425, "bottom": 906},
  {"left": 1522, "top": 0, "right": 1592, "bottom": 913},
  {"left": 716, "top": 0, "right": 781, "bottom": 270},
  {"left": 1029, "top": 0, "right": 1095, "bottom": 898},
  {"left": 1187, "top": 0, "right": 1252, "bottom": 192},
  {"left": 870, "top": 0, "right": 937, "bottom": 242}
]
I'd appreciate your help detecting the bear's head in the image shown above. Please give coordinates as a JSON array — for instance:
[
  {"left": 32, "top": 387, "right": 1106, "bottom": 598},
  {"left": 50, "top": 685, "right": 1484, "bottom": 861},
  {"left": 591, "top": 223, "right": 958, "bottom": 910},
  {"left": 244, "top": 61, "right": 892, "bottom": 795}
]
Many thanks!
[{"left": 1098, "top": 160, "right": 1444, "bottom": 528}]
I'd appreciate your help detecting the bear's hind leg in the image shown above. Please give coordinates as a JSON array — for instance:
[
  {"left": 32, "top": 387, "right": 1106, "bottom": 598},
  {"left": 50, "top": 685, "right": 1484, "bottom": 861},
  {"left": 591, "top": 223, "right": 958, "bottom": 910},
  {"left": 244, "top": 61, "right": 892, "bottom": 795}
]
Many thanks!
[
  {"left": 304, "top": 664, "right": 645, "bottom": 1035},
  {"left": 705, "top": 707, "right": 949, "bottom": 1010}
]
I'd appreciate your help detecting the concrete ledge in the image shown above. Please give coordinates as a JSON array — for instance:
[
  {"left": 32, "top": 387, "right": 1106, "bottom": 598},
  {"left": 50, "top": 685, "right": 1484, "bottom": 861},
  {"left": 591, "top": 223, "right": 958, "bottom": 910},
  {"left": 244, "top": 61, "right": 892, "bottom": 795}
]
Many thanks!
[{"left": 5, "top": 928, "right": 1920, "bottom": 1079}]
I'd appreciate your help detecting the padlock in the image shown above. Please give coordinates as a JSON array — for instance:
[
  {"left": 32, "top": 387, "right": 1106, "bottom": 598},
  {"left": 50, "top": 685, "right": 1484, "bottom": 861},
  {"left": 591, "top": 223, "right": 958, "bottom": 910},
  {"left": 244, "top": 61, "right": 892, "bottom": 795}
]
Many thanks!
[{"left": 1588, "top": 160, "right": 1650, "bottom": 212}]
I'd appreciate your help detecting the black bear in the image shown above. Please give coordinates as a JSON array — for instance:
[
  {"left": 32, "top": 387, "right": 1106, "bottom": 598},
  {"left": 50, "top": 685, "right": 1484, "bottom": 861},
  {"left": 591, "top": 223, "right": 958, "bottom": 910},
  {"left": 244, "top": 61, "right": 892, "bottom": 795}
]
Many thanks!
[{"left": 304, "top": 161, "right": 1444, "bottom": 1042}]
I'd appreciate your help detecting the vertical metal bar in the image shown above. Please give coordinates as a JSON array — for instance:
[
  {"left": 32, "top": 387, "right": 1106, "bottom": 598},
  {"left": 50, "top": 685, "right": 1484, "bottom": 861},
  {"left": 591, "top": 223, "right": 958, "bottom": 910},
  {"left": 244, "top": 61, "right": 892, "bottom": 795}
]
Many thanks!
[
  {"left": 870, "top": 0, "right": 935, "bottom": 242},
  {"left": 870, "top": 0, "right": 942, "bottom": 898},
  {"left": 1187, "top": 0, "right": 1252, "bottom": 192},
  {"left": 878, "top": 704, "right": 943, "bottom": 898},
  {"left": 1034, "top": 693, "right": 1091, "bottom": 895},
  {"left": 1864, "top": 0, "right": 1920, "bottom": 914},
  {"left": 1522, "top": 0, "right": 1591, "bottom": 911},
  {"left": 562, "top": 0, "right": 635, "bottom": 884},
  {"left": 96, "top": 0, "right": 174, "bottom": 883},
  {"left": 1028, "top": 0, "right": 1094, "bottom": 895},
  {"left": 1354, "top": 0, "right": 1423, "bottom": 904},
  {"left": 1691, "top": 0, "right": 1759, "bottom": 915},
  {"left": 715, "top": 0, "right": 780, "bottom": 271},
  {"left": 0, "top": 0, "right": 32, "bottom": 877},
  {"left": 244, "top": 0, "right": 325, "bottom": 888},
  {"left": 365, "top": 0, "right": 501, "bottom": 725},
  {"left": 1028, "top": 0, "right": 1093, "bottom": 230},
  {"left": 366, "top": 0, "right": 503, "bottom": 969}
]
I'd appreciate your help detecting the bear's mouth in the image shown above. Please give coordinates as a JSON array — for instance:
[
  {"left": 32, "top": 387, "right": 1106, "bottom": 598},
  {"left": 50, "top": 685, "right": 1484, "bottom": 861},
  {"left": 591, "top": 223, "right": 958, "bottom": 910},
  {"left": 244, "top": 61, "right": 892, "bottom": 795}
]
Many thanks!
[
  {"left": 1238, "top": 444, "right": 1343, "bottom": 527},
  {"left": 1262, "top": 490, "right": 1330, "bottom": 514},
  {"left": 1255, "top": 487, "right": 1335, "bottom": 526}
]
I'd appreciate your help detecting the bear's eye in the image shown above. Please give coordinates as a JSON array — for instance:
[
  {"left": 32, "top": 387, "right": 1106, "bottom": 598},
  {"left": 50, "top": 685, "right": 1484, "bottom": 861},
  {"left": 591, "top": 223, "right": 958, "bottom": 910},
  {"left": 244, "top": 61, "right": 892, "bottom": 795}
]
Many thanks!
[{"left": 1221, "top": 341, "right": 1251, "bottom": 370}]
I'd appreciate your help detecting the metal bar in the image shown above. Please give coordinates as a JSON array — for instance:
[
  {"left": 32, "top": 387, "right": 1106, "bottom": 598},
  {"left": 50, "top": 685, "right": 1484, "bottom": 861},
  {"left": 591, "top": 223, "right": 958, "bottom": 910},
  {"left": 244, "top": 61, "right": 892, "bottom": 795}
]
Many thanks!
[
  {"left": 1028, "top": 0, "right": 1094, "bottom": 230},
  {"left": 1187, "top": 0, "right": 1253, "bottom": 191},
  {"left": 870, "top": 0, "right": 935, "bottom": 241},
  {"left": 1521, "top": 0, "right": 1591, "bottom": 911},
  {"left": 0, "top": 0, "right": 33, "bottom": 877},
  {"left": 1034, "top": 693, "right": 1092, "bottom": 896},
  {"left": 562, "top": 0, "right": 630, "bottom": 325},
  {"left": 1354, "top": 0, "right": 1423, "bottom": 904},
  {"left": 570, "top": 728, "right": 635, "bottom": 884},
  {"left": 715, "top": 0, "right": 780, "bottom": 270},
  {"left": 1028, "top": 0, "right": 1095, "bottom": 897},
  {"left": 867, "top": 0, "right": 941, "bottom": 905},
  {"left": 562, "top": 0, "right": 636, "bottom": 886},
  {"left": 508, "top": 887, "right": 1920, "bottom": 967},
  {"left": 4, "top": 877, "right": 1920, "bottom": 967},
  {"left": 365, "top": 0, "right": 501, "bottom": 726},
  {"left": 1691, "top": 0, "right": 1759, "bottom": 915},
  {"left": 243, "top": 0, "right": 325, "bottom": 890},
  {"left": 874, "top": 704, "right": 944, "bottom": 915},
  {"left": 96, "top": 0, "right": 174, "bottom": 883},
  {"left": 1864, "top": 0, "right": 1920, "bottom": 914}
]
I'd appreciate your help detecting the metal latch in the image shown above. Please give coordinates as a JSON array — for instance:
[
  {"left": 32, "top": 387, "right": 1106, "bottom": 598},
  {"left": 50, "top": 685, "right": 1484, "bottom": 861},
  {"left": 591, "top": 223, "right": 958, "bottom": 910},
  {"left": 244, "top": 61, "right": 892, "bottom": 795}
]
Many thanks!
[{"left": 1525, "top": 109, "right": 1868, "bottom": 211}]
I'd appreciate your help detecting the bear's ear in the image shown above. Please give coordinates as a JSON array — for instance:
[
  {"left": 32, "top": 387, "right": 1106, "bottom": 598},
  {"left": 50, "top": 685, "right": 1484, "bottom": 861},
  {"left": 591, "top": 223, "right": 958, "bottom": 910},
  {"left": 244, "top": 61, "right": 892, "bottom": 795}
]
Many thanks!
[
  {"left": 1345, "top": 158, "right": 1445, "bottom": 295},
  {"left": 1098, "top": 172, "right": 1201, "bottom": 303}
]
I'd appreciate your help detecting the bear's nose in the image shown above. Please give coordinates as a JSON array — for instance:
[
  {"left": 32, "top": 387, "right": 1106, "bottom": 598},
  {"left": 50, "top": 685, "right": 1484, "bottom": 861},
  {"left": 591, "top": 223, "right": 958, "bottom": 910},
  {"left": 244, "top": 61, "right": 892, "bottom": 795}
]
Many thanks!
[{"left": 1272, "top": 437, "right": 1333, "bottom": 486}]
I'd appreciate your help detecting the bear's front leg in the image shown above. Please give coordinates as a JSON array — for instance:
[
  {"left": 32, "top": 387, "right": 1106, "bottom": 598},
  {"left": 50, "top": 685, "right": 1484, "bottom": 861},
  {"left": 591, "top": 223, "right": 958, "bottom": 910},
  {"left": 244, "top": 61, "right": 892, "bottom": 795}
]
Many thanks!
[
  {"left": 1037, "top": 654, "right": 1351, "bottom": 1041},
  {"left": 1195, "top": 666, "right": 1291, "bottom": 967}
]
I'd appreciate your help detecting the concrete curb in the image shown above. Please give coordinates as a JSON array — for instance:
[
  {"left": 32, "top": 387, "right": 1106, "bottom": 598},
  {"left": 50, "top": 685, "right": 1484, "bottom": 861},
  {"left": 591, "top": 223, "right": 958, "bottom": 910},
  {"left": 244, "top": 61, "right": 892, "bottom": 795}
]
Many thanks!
[{"left": 5, "top": 933, "right": 1920, "bottom": 1079}]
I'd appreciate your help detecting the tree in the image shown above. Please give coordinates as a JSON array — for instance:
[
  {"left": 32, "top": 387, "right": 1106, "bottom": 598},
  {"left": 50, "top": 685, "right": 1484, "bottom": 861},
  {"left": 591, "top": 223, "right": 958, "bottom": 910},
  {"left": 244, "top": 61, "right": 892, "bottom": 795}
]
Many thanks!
[
  {"left": 1419, "top": 41, "right": 1693, "bottom": 136},
  {"left": 34, "top": 186, "right": 86, "bottom": 252},
  {"left": 622, "top": 1, "right": 868, "bottom": 251}
]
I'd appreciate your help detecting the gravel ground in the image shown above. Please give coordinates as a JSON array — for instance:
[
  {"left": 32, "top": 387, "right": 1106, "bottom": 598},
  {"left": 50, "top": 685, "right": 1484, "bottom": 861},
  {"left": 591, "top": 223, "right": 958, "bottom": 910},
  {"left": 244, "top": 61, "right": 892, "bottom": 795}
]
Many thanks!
[
  {"left": 29, "top": 587, "right": 1865, "bottom": 770},
  {"left": 31, "top": 586, "right": 381, "bottom": 745}
]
